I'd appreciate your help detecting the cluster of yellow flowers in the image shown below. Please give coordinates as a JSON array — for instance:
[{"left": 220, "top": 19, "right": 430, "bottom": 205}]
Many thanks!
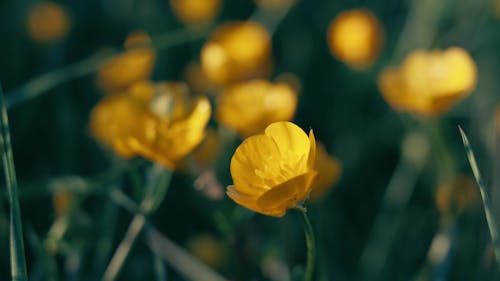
[
  {"left": 88, "top": 3, "right": 481, "bottom": 217},
  {"left": 327, "top": 9, "right": 478, "bottom": 116}
]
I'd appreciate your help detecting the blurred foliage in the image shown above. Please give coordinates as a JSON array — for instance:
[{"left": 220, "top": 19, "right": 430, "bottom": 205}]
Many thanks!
[{"left": 0, "top": 0, "right": 500, "bottom": 280}]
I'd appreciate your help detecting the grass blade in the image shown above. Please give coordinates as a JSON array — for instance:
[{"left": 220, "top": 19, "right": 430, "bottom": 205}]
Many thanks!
[
  {"left": 458, "top": 125, "right": 500, "bottom": 271},
  {"left": 0, "top": 84, "right": 28, "bottom": 280}
]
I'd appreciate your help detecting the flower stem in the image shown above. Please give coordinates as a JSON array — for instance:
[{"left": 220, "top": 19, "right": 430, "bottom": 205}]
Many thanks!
[
  {"left": 0, "top": 84, "right": 28, "bottom": 281},
  {"left": 102, "top": 212, "right": 146, "bottom": 281},
  {"left": 296, "top": 206, "right": 315, "bottom": 281},
  {"left": 5, "top": 26, "right": 210, "bottom": 108}
]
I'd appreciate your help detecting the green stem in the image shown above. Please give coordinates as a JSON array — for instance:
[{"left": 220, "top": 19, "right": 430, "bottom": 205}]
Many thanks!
[
  {"left": 102, "top": 212, "right": 147, "bottom": 281},
  {"left": 102, "top": 165, "right": 172, "bottom": 281},
  {"left": 459, "top": 126, "right": 500, "bottom": 271},
  {"left": 5, "top": 26, "right": 211, "bottom": 108},
  {"left": 296, "top": 206, "right": 315, "bottom": 281},
  {"left": 0, "top": 84, "right": 28, "bottom": 280}
]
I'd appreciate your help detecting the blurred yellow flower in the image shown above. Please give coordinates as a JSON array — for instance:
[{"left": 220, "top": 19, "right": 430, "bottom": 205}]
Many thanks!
[
  {"left": 227, "top": 121, "right": 317, "bottom": 217},
  {"left": 308, "top": 143, "right": 342, "bottom": 202},
  {"left": 184, "top": 61, "right": 216, "bottom": 94},
  {"left": 201, "top": 21, "right": 272, "bottom": 85},
  {"left": 90, "top": 81, "right": 211, "bottom": 169},
  {"left": 378, "top": 47, "right": 477, "bottom": 116},
  {"left": 191, "top": 128, "right": 221, "bottom": 168},
  {"left": 52, "top": 190, "right": 74, "bottom": 217},
  {"left": 254, "top": 0, "right": 296, "bottom": 9},
  {"left": 435, "top": 176, "right": 479, "bottom": 216},
  {"left": 27, "top": 2, "right": 71, "bottom": 44},
  {"left": 98, "top": 32, "right": 156, "bottom": 93},
  {"left": 186, "top": 234, "right": 225, "bottom": 268},
  {"left": 327, "top": 9, "right": 383, "bottom": 69},
  {"left": 217, "top": 80, "right": 297, "bottom": 137},
  {"left": 170, "top": 0, "right": 221, "bottom": 25}
]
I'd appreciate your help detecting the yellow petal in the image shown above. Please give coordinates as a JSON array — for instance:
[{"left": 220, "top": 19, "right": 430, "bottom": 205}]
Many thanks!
[
  {"left": 264, "top": 121, "right": 310, "bottom": 162},
  {"left": 230, "top": 134, "right": 281, "bottom": 196},
  {"left": 307, "top": 129, "right": 316, "bottom": 169},
  {"left": 256, "top": 171, "right": 318, "bottom": 215}
]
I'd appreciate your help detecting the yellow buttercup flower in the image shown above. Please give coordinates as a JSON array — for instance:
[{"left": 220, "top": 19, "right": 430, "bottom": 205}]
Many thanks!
[
  {"left": 184, "top": 62, "right": 216, "bottom": 94},
  {"left": 227, "top": 121, "right": 317, "bottom": 217},
  {"left": 201, "top": 21, "right": 272, "bottom": 85},
  {"left": 27, "top": 2, "right": 71, "bottom": 44},
  {"left": 308, "top": 143, "right": 342, "bottom": 202},
  {"left": 378, "top": 47, "right": 477, "bottom": 116},
  {"left": 90, "top": 81, "right": 211, "bottom": 169},
  {"left": 186, "top": 234, "right": 226, "bottom": 268},
  {"left": 98, "top": 32, "right": 156, "bottom": 93},
  {"left": 170, "top": 0, "right": 221, "bottom": 25},
  {"left": 254, "top": 0, "right": 296, "bottom": 9},
  {"left": 217, "top": 79, "right": 297, "bottom": 137},
  {"left": 327, "top": 9, "right": 383, "bottom": 69},
  {"left": 435, "top": 176, "right": 479, "bottom": 216}
]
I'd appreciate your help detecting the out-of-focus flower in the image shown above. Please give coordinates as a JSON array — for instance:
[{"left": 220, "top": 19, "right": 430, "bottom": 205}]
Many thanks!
[
  {"left": 186, "top": 234, "right": 225, "bottom": 268},
  {"left": 435, "top": 176, "right": 480, "bottom": 216},
  {"left": 227, "top": 121, "right": 317, "bottom": 217},
  {"left": 308, "top": 143, "right": 342, "bottom": 202},
  {"left": 217, "top": 80, "right": 297, "bottom": 137},
  {"left": 378, "top": 47, "right": 477, "bottom": 116},
  {"left": 327, "top": 9, "right": 383, "bottom": 69},
  {"left": 27, "top": 2, "right": 71, "bottom": 44},
  {"left": 201, "top": 21, "right": 272, "bottom": 85},
  {"left": 90, "top": 81, "right": 211, "bottom": 169},
  {"left": 184, "top": 62, "right": 216, "bottom": 94},
  {"left": 52, "top": 190, "right": 74, "bottom": 217},
  {"left": 169, "top": 0, "right": 221, "bottom": 26},
  {"left": 191, "top": 128, "right": 221, "bottom": 168},
  {"left": 98, "top": 32, "right": 156, "bottom": 93},
  {"left": 254, "top": 0, "right": 296, "bottom": 9}
]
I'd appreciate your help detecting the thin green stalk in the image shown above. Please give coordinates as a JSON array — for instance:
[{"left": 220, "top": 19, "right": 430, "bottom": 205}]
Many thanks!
[
  {"left": 0, "top": 84, "right": 28, "bottom": 280},
  {"left": 102, "top": 212, "right": 147, "bottom": 281},
  {"left": 5, "top": 26, "right": 211, "bottom": 108},
  {"left": 295, "top": 206, "right": 315, "bottom": 281},
  {"left": 458, "top": 126, "right": 500, "bottom": 270},
  {"left": 146, "top": 227, "right": 229, "bottom": 281},
  {"left": 102, "top": 165, "right": 172, "bottom": 281}
]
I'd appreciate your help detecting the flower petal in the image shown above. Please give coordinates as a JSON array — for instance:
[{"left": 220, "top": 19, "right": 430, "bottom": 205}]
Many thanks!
[
  {"left": 264, "top": 121, "right": 310, "bottom": 161},
  {"left": 256, "top": 171, "right": 318, "bottom": 212}
]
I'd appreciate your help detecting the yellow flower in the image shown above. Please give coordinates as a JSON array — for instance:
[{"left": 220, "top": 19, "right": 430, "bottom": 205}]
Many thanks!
[
  {"left": 191, "top": 128, "right": 221, "bottom": 168},
  {"left": 52, "top": 190, "right": 74, "bottom": 217},
  {"left": 98, "top": 32, "right": 156, "bottom": 93},
  {"left": 254, "top": 0, "right": 297, "bottom": 9},
  {"left": 201, "top": 21, "right": 272, "bottom": 85},
  {"left": 186, "top": 234, "right": 225, "bottom": 268},
  {"left": 378, "top": 47, "right": 477, "bottom": 116},
  {"left": 90, "top": 81, "right": 211, "bottom": 169},
  {"left": 227, "top": 121, "right": 317, "bottom": 217},
  {"left": 170, "top": 0, "right": 221, "bottom": 25},
  {"left": 327, "top": 9, "right": 383, "bottom": 69},
  {"left": 435, "top": 176, "right": 479, "bottom": 216},
  {"left": 308, "top": 143, "right": 342, "bottom": 202},
  {"left": 184, "top": 61, "right": 217, "bottom": 94},
  {"left": 217, "top": 79, "right": 297, "bottom": 137},
  {"left": 26, "top": 2, "right": 71, "bottom": 44}
]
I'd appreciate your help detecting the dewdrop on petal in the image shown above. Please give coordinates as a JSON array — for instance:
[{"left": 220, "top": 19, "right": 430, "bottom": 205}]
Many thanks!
[{"left": 327, "top": 9, "right": 383, "bottom": 69}]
